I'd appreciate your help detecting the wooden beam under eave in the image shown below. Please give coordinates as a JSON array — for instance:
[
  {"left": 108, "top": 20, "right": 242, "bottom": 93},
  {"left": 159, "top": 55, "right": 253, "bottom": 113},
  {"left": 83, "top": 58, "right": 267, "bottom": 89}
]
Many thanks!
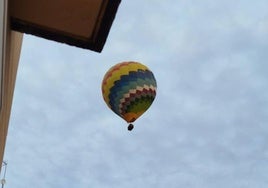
[
  {"left": 0, "top": 31, "right": 23, "bottom": 172},
  {"left": 10, "top": 0, "right": 121, "bottom": 52}
]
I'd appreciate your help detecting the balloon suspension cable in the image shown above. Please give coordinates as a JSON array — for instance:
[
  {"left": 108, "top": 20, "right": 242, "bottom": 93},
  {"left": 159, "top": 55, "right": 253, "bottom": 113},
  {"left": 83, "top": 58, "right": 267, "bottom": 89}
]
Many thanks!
[
  {"left": 1, "top": 161, "right": 7, "bottom": 188},
  {"left": 128, "top": 124, "right": 134, "bottom": 131}
]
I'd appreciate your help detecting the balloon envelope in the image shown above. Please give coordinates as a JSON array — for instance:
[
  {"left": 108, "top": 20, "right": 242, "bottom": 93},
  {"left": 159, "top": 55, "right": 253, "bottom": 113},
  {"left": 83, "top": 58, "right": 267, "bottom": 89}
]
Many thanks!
[{"left": 102, "top": 61, "right": 157, "bottom": 123}]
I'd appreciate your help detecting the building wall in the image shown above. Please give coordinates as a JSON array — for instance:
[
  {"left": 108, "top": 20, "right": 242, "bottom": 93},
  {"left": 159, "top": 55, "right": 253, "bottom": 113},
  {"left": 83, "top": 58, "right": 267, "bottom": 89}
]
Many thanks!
[{"left": 0, "top": 31, "right": 23, "bottom": 173}]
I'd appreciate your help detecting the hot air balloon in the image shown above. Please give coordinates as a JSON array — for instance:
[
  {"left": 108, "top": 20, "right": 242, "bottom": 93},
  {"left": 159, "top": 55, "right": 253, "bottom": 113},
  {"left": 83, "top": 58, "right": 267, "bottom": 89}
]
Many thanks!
[{"left": 101, "top": 61, "right": 157, "bottom": 131}]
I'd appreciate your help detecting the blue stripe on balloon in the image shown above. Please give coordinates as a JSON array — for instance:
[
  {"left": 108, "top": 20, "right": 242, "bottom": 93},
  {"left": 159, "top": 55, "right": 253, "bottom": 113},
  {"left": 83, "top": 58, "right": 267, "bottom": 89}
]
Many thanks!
[{"left": 108, "top": 70, "right": 156, "bottom": 115}]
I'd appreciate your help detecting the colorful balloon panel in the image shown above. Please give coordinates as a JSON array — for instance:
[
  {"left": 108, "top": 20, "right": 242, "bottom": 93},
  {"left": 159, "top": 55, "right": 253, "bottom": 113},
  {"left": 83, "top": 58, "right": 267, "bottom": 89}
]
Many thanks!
[{"left": 102, "top": 61, "right": 157, "bottom": 123}]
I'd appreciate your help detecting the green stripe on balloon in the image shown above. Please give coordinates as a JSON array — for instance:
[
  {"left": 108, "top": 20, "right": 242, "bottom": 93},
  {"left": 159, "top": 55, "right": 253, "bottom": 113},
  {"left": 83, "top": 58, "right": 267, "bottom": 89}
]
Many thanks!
[{"left": 123, "top": 96, "right": 155, "bottom": 114}]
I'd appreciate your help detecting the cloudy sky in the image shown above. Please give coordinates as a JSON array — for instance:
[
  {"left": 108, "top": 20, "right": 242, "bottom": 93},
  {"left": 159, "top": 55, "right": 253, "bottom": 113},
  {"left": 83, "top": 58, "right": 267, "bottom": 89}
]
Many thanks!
[{"left": 3, "top": 0, "right": 268, "bottom": 187}]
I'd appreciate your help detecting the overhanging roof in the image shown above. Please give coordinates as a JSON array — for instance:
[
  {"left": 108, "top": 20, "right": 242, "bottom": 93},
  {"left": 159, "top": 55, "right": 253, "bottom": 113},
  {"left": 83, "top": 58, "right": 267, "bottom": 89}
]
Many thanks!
[{"left": 9, "top": 0, "right": 121, "bottom": 52}]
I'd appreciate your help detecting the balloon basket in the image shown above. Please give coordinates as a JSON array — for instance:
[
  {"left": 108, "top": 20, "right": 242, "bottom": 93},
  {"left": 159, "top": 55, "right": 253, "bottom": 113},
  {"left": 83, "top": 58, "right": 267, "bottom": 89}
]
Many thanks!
[{"left": 127, "top": 124, "right": 134, "bottom": 131}]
